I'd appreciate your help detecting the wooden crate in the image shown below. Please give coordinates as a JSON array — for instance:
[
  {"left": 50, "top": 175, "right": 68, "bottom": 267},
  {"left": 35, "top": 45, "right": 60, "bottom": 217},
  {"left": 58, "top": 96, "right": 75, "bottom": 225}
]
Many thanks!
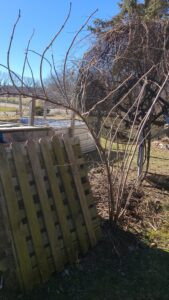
[{"left": 0, "top": 136, "right": 101, "bottom": 291}]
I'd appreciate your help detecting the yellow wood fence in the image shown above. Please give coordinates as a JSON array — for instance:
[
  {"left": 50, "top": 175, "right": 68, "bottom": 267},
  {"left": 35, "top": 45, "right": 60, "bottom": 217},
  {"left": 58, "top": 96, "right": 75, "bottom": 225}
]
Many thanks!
[{"left": 0, "top": 136, "right": 101, "bottom": 290}]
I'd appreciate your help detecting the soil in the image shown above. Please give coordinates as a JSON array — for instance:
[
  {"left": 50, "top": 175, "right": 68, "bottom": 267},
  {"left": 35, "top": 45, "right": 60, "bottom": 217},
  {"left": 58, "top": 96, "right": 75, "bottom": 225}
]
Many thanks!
[{"left": 89, "top": 165, "right": 169, "bottom": 251}]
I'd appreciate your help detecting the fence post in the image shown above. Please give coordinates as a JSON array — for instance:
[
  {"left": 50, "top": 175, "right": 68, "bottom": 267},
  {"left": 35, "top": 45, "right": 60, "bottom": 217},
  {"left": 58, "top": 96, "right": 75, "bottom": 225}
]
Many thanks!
[
  {"left": 137, "top": 128, "right": 144, "bottom": 178},
  {"left": 28, "top": 98, "right": 36, "bottom": 126}
]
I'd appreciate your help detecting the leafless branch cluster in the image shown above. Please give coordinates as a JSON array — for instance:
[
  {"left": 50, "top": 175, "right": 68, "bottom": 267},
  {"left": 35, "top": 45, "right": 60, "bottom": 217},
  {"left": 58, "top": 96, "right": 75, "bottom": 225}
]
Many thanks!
[{"left": 0, "top": 10, "right": 169, "bottom": 223}]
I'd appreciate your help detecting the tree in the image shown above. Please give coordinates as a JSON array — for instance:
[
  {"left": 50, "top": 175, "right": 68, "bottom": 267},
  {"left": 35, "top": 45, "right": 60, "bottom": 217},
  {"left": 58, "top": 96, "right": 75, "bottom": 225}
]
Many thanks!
[
  {"left": 46, "top": 67, "right": 78, "bottom": 107},
  {"left": 145, "top": 0, "right": 169, "bottom": 18},
  {"left": 0, "top": 72, "right": 10, "bottom": 86},
  {"left": 83, "top": 0, "right": 169, "bottom": 123},
  {"left": 1, "top": 6, "right": 169, "bottom": 223},
  {"left": 77, "top": 0, "right": 169, "bottom": 214},
  {"left": 118, "top": 0, "right": 169, "bottom": 18},
  {"left": 88, "top": 0, "right": 169, "bottom": 34}
]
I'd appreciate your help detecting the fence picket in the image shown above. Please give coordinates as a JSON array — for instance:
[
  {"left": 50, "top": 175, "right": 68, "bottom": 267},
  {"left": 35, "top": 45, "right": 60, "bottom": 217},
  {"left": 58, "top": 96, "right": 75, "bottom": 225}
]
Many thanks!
[
  {"left": 0, "top": 145, "right": 34, "bottom": 290},
  {"left": 12, "top": 143, "right": 50, "bottom": 282},
  {"left": 0, "top": 137, "right": 101, "bottom": 291},
  {"left": 27, "top": 140, "right": 64, "bottom": 271},
  {"left": 39, "top": 138, "right": 76, "bottom": 263},
  {"left": 52, "top": 136, "right": 89, "bottom": 254},
  {"left": 63, "top": 137, "right": 97, "bottom": 247}
]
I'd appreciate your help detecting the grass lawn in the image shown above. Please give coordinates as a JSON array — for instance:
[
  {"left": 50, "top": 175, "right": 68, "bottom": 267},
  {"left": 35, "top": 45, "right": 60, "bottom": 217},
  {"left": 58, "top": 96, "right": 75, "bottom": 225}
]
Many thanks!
[
  {"left": 0, "top": 96, "right": 32, "bottom": 105},
  {"left": 0, "top": 106, "right": 17, "bottom": 112},
  {"left": 100, "top": 137, "right": 169, "bottom": 175},
  {"left": 1, "top": 140, "right": 169, "bottom": 300}
]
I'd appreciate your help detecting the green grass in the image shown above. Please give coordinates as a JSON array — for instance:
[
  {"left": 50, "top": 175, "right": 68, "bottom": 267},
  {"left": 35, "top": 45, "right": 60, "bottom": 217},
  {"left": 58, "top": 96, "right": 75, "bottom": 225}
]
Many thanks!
[
  {"left": 0, "top": 96, "right": 32, "bottom": 105},
  {"left": 0, "top": 106, "right": 17, "bottom": 112},
  {"left": 145, "top": 196, "right": 169, "bottom": 253},
  {"left": 100, "top": 137, "right": 169, "bottom": 175}
]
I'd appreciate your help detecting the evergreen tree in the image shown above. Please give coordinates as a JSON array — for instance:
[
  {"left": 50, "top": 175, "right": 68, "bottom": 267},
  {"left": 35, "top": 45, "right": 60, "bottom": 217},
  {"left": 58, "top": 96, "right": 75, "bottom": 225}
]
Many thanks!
[
  {"left": 88, "top": 0, "right": 169, "bottom": 34},
  {"left": 145, "top": 0, "right": 169, "bottom": 18},
  {"left": 118, "top": 0, "right": 143, "bottom": 17},
  {"left": 82, "top": 0, "right": 169, "bottom": 123}
]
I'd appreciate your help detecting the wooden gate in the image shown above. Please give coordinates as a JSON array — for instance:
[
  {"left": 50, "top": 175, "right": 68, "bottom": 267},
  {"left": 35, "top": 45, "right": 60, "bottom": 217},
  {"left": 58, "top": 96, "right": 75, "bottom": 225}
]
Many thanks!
[{"left": 0, "top": 136, "right": 101, "bottom": 290}]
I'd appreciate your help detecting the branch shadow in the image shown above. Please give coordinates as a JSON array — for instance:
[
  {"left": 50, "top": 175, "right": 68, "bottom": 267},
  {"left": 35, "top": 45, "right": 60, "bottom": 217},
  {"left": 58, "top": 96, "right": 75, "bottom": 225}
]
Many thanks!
[
  {"left": 3, "top": 222, "right": 169, "bottom": 300},
  {"left": 84, "top": 149, "right": 125, "bottom": 169},
  {"left": 146, "top": 173, "right": 169, "bottom": 191}
]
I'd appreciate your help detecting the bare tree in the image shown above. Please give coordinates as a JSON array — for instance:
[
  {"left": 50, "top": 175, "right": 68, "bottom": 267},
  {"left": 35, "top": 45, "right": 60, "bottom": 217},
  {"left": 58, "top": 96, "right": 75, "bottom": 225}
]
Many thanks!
[{"left": 1, "top": 7, "right": 169, "bottom": 224}]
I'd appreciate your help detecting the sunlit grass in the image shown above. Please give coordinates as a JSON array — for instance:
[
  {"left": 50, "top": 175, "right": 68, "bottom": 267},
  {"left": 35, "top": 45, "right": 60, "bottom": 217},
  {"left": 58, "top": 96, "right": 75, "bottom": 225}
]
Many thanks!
[
  {"left": 100, "top": 137, "right": 169, "bottom": 175},
  {"left": 0, "top": 106, "right": 17, "bottom": 112}
]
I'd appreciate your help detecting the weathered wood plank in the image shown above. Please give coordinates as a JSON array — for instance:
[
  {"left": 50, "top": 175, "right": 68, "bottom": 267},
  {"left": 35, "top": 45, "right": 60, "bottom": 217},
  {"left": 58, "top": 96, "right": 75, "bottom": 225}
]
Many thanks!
[
  {"left": 27, "top": 140, "right": 64, "bottom": 271},
  {"left": 52, "top": 136, "right": 89, "bottom": 254},
  {"left": 63, "top": 137, "right": 97, "bottom": 247},
  {"left": 39, "top": 138, "right": 75, "bottom": 263},
  {"left": 0, "top": 136, "right": 100, "bottom": 291},
  {"left": 74, "top": 146, "right": 102, "bottom": 239},
  {"left": 12, "top": 143, "right": 50, "bottom": 283},
  {"left": 0, "top": 145, "right": 35, "bottom": 290}
]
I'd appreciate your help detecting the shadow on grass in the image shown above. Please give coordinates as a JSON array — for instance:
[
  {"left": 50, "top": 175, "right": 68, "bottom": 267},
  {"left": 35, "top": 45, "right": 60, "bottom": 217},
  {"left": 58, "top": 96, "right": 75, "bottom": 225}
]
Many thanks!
[
  {"left": 147, "top": 173, "right": 169, "bottom": 191},
  {"left": 2, "top": 224, "right": 169, "bottom": 300},
  {"left": 84, "top": 150, "right": 125, "bottom": 169}
]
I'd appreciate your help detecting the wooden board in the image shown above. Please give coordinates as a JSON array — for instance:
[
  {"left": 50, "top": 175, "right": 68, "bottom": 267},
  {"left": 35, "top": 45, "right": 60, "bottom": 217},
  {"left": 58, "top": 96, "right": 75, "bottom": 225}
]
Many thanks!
[
  {"left": 27, "top": 140, "right": 64, "bottom": 271},
  {"left": 0, "top": 136, "right": 101, "bottom": 291},
  {"left": 0, "top": 145, "right": 34, "bottom": 290},
  {"left": 63, "top": 137, "right": 97, "bottom": 247},
  {"left": 39, "top": 138, "right": 76, "bottom": 263},
  {"left": 52, "top": 136, "right": 89, "bottom": 254},
  {"left": 12, "top": 143, "right": 50, "bottom": 283}
]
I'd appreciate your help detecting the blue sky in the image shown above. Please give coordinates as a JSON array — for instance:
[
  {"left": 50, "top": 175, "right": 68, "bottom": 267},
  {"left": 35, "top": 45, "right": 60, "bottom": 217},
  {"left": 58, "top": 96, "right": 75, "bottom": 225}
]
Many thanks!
[{"left": 0, "top": 0, "right": 119, "bottom": 80}]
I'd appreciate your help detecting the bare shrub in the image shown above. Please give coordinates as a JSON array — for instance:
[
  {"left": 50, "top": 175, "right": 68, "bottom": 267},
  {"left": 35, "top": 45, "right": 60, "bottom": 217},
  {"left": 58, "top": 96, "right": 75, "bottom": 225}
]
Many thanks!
[{"left": 0, "top": 8, "right": 169, "bottom": 223}]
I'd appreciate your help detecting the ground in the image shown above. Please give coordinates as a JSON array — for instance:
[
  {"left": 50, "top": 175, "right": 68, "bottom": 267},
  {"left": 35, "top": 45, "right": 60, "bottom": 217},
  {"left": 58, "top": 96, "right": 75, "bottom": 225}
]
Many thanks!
[
  {"left": 1, "top": 141, "right": 169, "bottom": 300},
  {"left": 0, "top": 96, "right": 71, "bottom": 120}
]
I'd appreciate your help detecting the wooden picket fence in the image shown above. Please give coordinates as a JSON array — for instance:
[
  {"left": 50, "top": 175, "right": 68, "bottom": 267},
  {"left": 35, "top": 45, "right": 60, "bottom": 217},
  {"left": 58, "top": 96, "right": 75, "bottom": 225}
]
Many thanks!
[{"left": 0, "top": 136, "right": 101, "bottom": 290}]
